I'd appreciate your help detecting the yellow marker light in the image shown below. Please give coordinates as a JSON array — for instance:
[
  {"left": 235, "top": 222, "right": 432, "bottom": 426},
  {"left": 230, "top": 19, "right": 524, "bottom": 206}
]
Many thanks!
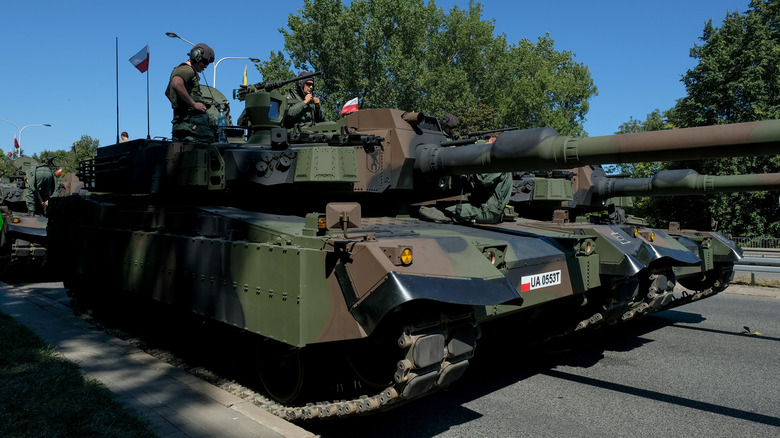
[
  {"left": 633, "top": 228, "right": 639, "bottom": 238},
  {"left": 400, "top": 248, "right": 413, "bottom": 265},
  {"left": 12, "top": 218, "right": 21, "bottom": 224},
  {"left": 650, "top": 232, "right": 655, "bottom": 242},
  {"left": 317, "top": 217, "right": 327, "bottom": 230}
]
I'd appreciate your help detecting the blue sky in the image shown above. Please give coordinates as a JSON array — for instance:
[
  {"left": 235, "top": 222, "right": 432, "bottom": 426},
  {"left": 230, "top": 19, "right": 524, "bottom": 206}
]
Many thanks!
[{"left": 0, "top": 0, "right": 750, "bottom": 157}]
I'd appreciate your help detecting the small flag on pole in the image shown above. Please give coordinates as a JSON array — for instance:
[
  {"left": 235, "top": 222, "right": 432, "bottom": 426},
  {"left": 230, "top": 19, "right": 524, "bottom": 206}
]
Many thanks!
[
  {"left": 14, "top": 136, "right": 19, "bottom": 149},
  {"left": 341, "top": 97, "right": 359, "bottom": 115},
  {"left": 129, "top": 45, "right": 150, "bottom": 73},
  {"left": 55, "top": 168, "right": 63, "bottom": 176},
  {"left": 243, "top": 65, "right": 248, "bottom": 86}
]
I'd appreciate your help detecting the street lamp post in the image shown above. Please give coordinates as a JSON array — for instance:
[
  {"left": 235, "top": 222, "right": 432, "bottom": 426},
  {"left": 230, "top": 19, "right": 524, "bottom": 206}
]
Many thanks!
[
  {"left": 166, "top": 32, "right": 260, "bottom": 89},
  {"left": 0, "top": 118, "right": 51, "bottom": 157},
  {"left": 165, "top": 32, "right": 195, "bottom": 47},
  {"left": 213, "top": 57, "right": 260, "bottom": 89}
]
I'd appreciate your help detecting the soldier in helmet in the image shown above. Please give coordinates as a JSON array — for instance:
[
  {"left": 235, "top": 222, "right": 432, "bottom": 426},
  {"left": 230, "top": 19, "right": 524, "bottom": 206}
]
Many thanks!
[
  {"left": 441, "top": 114, "right": 459, "bottom": 139},
  {"left": 25, "top": 163, "right": 56, "bottom": 216},
  {"left": 284, "top": 72, "right": 327, "bottom": 128},
  {"left": 165, "top": 43, "right": 216, "bottom": 142}
]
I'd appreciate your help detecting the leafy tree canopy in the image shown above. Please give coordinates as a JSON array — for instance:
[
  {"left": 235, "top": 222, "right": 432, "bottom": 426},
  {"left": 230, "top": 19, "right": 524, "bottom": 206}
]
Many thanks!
[
  {"left": 257, "top": 0, "right": 597, "bottom": 135},
  {"left": 0, "top": 135, "right": 98, "bottom": 183},
  {"left": 614, "top": 0, "right": 780, "bottom": 236}
]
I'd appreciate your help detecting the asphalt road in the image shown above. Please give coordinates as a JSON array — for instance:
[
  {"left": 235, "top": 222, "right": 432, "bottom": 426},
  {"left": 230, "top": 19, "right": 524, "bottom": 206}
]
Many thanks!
[{"left": 306, "top": 290, "right": 780, "bottom": 438}]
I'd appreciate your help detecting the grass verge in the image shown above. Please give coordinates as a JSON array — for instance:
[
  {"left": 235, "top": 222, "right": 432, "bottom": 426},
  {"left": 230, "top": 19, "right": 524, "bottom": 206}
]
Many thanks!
[
  {"left": 732, "top": 274, "right": 780, "bottom": 288},
  {"left": 0, "top": 310, "right": 157, "bottom": 438}
]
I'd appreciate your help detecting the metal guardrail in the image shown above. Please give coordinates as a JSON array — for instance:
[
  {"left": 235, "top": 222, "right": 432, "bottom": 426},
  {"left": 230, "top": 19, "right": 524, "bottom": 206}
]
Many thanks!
[
  {"left": 733, "top": 237, "right": 780, "bottom": 249},
  {"left": 734, "top": 248, "right": 780, "bottom": 283},
  {"left": 741, "top": 248, "right": 780, "bottom": 258}
]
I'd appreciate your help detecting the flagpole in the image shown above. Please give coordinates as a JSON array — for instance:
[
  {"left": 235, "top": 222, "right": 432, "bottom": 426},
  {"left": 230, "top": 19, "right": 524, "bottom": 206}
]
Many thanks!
[
  {"left": 116, "top": 37, "right": 120, "bottom": 144},
  {"left": 146, "top": 46, "right": 151, "bottom": 140}
]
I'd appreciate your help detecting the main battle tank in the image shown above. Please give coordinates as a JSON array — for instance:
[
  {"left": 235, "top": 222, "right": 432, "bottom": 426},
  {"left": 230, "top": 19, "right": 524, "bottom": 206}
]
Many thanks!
[
  {"left": 509, "top": 164, "right": 780, "bottom": 302},
  {"left": 46, "top": 76, "right": 780, "bottom": 421}
]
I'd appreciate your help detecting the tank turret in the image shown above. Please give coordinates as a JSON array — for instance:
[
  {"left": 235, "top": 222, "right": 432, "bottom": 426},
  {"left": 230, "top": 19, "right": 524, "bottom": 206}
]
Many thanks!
[{"left": 79, "top": 109, "right": 780, "bottom": 217}]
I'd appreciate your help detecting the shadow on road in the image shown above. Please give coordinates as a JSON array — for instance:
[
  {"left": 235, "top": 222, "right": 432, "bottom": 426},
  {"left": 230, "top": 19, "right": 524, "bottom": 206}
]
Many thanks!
[{"left": 305, "top": 311, "right": 710, "bottom": 437}]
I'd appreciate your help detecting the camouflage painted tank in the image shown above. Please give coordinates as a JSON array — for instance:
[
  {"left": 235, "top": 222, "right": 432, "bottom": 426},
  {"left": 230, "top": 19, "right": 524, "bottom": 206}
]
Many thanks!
[
  {"left": 47, "top": 76, "right": 780, "bottom": 421},
  {"left": 508, "top": 164, "right": 780, "bottom": 300},
  {"left": 0, "top": 156, "right": 52, "bottom": 280}
]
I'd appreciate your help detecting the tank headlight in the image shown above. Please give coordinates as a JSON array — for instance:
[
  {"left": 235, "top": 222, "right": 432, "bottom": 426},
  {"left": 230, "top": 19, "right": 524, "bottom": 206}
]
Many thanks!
[
  {"left": 577, "top": 239, "right": 594, "bottom": 255},
  {"left": 400, "top": 248, "right": 413, "bottom": 265},
  {"left": 485, "top": 250, "right": 496, "bottom": 265},
  {"left": 382, "top": 245, "right": 413, "bottom": 266}
]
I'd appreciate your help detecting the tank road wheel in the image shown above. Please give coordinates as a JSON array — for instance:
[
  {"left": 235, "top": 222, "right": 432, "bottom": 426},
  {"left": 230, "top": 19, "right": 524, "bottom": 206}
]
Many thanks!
[
  {"left": 257, "top": 342, "right": 304, "bottom": 404},
  {"left": 345, "top": 328, "right": 405, "bottom": 390}
]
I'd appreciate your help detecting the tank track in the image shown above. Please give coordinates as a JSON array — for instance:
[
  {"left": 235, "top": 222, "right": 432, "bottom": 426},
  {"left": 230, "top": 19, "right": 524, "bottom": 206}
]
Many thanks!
[
  {"left": 576, "top": 265, "right": 733, "bottom": 330},
  {"left": 267, "top": 309, "right": 478, "bottom": 421},
  {"left": 68, "top": 285, "right": 479, "bottom": 422}
]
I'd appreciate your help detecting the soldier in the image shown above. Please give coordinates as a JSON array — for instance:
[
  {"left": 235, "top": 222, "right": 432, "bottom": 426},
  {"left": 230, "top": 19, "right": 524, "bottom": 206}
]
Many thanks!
[
  {"left": 441, "top": 114, "right": 459, "bottom": 139},
  {"left": 25, "top": 163, "right": 56, "bottom": 216},
  {"left": 165, "top": 43, "right": 216, "bottom": 142},
  {"left": 284, "top": 72, "right": 326, "bottom": 128},
  {"left": 419, "top": 129, "right": 512, "bottom": 224}
]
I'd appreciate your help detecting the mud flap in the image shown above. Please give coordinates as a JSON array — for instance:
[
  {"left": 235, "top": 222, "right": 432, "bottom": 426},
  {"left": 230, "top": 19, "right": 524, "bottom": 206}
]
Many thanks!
[{"left": 336, "top": 268, "right": 522, "bottom": 334}]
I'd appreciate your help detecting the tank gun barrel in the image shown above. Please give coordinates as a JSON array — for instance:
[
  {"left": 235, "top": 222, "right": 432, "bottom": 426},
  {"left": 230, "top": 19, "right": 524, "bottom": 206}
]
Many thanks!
[
  {"left": 415, "top": 120, "right": 780, "bottom": 175},
  {"left": 597, "top": 170, "right": 780, "bottom": 197}
]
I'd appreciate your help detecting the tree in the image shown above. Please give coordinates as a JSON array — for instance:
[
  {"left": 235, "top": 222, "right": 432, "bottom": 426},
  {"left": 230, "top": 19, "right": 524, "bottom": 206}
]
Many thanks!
[
  {"left": 34, "top": 135, "right": 99, "bottom": 178},
  {"left": 259, "top": 0, "right": 596, "bottom": 135},
  {"left": 615, "top": 1, "right": 780, "bottom": 236}
]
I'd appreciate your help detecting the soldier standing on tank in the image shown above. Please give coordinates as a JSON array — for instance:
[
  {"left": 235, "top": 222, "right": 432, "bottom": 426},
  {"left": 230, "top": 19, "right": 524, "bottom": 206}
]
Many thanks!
[
  {"left": 165, "top": 43, "right": 216, "bottom": 142},
  {"left": 25, "top": 163, "right": 56, "bottom": 216},
  {"left": 284, "top": 72, "right": 327, "bottom": 128}
]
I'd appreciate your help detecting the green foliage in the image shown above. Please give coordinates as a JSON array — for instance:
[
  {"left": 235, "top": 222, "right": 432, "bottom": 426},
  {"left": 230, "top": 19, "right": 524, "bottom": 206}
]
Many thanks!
[
  {"left": 664, "top": 0, "right": 780, "bottom": 235},
  {"left": 256, "top": 51, "right": 296, "bottom": 93},
  {"left": 33, "top": 135, "right": 99, "bottom": 178},
  {"left": 0, "top": 152, "right": 15, "bottom": 181},
  {"left": 613, "top": 1, "right": 780, "bottom": 236},
  {"left": 259, "top": 0, "right": 596, "bottom": 134}
]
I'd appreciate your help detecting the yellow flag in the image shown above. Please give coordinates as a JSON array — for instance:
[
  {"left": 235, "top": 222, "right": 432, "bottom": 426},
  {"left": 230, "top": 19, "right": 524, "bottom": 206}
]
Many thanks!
[{"left": 243, "top": 65, "right": 248, "bottom": 86}]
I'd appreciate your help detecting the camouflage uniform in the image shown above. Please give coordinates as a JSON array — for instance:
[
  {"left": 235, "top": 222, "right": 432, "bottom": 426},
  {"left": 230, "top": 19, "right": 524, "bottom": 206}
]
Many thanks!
[
  {"left": 445, "top": 172, "right": 513, "bottom": 224},
  {"left": 284, "top": 77, "right": 326, "bottom": 128},
  {"left": 419, "top": 115, "right": 512, "bottom": 224},
  {"left": 166, "top": 63, "right": 215, "bottom": 142},
  {"left": 25, "top": 164, "right": 56, "bottom": 215}
]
